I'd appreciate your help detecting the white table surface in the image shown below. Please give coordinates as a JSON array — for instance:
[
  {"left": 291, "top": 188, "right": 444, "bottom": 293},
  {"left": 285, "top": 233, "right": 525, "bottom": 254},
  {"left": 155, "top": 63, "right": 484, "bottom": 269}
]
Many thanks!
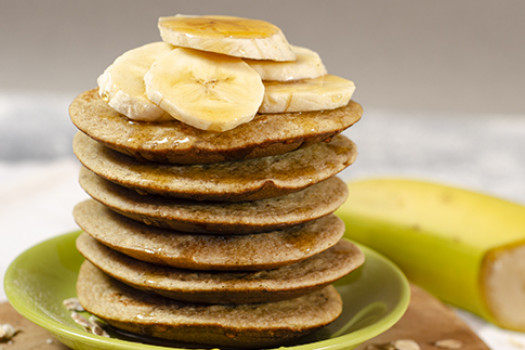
[{"left": 1, "top": 93, "right": 525, "bottom": 349}]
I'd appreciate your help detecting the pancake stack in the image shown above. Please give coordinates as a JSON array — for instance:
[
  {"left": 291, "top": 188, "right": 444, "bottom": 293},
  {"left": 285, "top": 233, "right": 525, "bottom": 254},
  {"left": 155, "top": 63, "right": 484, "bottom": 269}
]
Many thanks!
[{"left": 69, "top": 15, "right": 364, "bottom": 349}]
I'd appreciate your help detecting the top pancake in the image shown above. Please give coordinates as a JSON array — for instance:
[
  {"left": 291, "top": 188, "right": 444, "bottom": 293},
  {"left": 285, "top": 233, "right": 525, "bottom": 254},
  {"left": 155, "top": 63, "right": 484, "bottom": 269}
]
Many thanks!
[{"left": 70, "top": 89, "right": 362, "bottom": 164}]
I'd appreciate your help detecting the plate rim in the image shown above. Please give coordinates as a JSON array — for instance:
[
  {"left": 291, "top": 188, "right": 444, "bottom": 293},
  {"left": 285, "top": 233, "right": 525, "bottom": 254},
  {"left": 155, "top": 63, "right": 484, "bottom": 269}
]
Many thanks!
[{"left": 4, "top": 231, "right": 410, "bottom": 350}]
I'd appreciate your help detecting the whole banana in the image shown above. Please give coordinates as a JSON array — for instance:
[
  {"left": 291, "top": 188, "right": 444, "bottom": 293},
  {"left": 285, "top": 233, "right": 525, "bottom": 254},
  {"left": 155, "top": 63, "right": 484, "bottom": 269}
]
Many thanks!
[{"left": 337, "top": 177, "right": 525, "bottom": 331}]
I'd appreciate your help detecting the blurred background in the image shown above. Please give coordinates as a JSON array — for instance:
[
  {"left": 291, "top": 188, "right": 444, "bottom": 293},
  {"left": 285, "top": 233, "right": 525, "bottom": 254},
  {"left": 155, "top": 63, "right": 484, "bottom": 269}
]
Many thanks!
[
  {"left": 2, "top": 0, "right": 525, "bottom": 112},
  {"left": 1, "top": 0, "right": 524, "bottom": 193},
  {"left": 1, "top": 1, "right": 525, "bottom": 347},
  {"left": 1, "top": 0, "right": 524, "bottom": 159}
]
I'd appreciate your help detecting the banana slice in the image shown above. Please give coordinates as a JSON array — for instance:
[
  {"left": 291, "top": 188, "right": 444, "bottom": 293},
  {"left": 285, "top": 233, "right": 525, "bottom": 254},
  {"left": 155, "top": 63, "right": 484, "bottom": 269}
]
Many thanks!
[
  {"left": 97, "top": 42, "right": 174, "bottom": 121},
  {"left": 144, "top": 48, "right": 264, "bottom": 132},
  {"left": 158, "top": 14, "right": 295, "bottom": 61},
  {"left": 245, "top": 45, "right": 327, "bottom": 81},
  {"left": 259, "top": 74, "right": 355, "bottom": 114}
]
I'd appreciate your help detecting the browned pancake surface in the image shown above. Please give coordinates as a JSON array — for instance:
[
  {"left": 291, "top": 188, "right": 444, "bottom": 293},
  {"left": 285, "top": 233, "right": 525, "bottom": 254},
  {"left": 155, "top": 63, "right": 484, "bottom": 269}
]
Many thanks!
[
  {"left": 79, "top": 167, "right": 348, "bottom": 234},
  {"left": 73, "top": 200, "right": 345, "bottom": 270},
  {"left": 70, "top": 89, "right": 362, "bottom": 164},
  {"left": 77, "top": 233, "right": 364, "bottom": 304},
  {"left": 77, "top": 261, "right": 342, "bottom": 348},
  {"left": 73, "top": 132, "right": 357, "bottom": 201}
]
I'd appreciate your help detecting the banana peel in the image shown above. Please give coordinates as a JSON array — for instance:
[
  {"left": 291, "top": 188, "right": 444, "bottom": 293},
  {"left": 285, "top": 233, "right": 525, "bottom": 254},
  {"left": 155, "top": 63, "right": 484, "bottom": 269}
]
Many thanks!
[{"left": 336, "top": 177, "right": 525, "bottom": 331}]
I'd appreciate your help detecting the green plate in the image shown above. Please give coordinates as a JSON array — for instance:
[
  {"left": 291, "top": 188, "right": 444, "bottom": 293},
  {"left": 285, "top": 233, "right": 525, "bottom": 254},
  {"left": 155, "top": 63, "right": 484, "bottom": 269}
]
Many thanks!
[{"left": 4, "top": 232, "right": 409, "bottom": 350}]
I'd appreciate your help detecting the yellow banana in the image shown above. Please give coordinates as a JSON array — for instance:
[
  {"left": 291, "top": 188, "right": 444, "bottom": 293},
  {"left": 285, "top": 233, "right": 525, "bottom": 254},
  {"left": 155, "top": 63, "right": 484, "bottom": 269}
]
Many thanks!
[
  {"left": 144, "top": 47, "right": 264, "bottom": 132},
  {"left": 97, "top": 42, "right": 174, "bottom": 121},
  {"left": 245, "top": 45, "right": 327, "bottom": 81},
  {"left": 158, "top": 14, "right": 295, "bottom": 61},
  {"left": 259, "top": 75, "right": 355, "bottom": 114},
  {"left": 336, "top": 177, "right": 525, "bottom": 331}
]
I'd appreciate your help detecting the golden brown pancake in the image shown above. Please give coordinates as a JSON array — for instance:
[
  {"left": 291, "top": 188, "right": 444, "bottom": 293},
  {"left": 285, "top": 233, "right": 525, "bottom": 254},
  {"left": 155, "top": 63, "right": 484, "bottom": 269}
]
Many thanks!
[
  {"left": 77, "top": 233, "right": 364, "bottom": 304},
  {"left": 79, "top": 167, "right": 348, "bottom": 234},
  {"left": 73, "top": 200, "right": 345, "bottom": 270},
  {"left": 70, "top": 89, "right": 362, "bottom": 164},
  {"left": 77, "top": 261, "right": 343, "bottom": 348},
  {"left": 73, "top": 132, "right": 358, "bottom": 201}
]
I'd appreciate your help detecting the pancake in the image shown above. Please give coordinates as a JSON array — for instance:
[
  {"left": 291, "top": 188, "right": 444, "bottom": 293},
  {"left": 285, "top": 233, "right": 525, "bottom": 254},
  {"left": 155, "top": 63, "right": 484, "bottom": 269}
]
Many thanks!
[
  {"left": 79, "top": 167, "right": 348, "bottom": 234},
  {"left": 77, "top": 261, "right": 342, "bottom": 348},
  {"left": 77, "top": 233, "right": 364, "bottom": 304},
  {"left": 70, "top": 89, "right": 362, "bottom": 164},
  {"left": 73, "top": 200, "right": 345, "bottom": 270},
  {"left": 73, "top": 132, "right": 358, "bottom": 201}
]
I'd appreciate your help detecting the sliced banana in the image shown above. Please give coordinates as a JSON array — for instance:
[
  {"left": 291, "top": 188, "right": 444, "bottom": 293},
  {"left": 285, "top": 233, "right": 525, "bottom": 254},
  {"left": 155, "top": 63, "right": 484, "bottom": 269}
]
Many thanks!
[
  {"left": 97, "top": 42, "right": 174, "bottom": 121},
  {"left": 158, "top": 14, "right": 295, "bottom": 61},
  {"left": 144, "top": 48, "right": 264, "bottom": 132},
  {"left": 245, "top": 45, "right": 327, "bottom": 81},
  {"left": 259, "top": 74, "right": 355, "bottom": 114}
]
